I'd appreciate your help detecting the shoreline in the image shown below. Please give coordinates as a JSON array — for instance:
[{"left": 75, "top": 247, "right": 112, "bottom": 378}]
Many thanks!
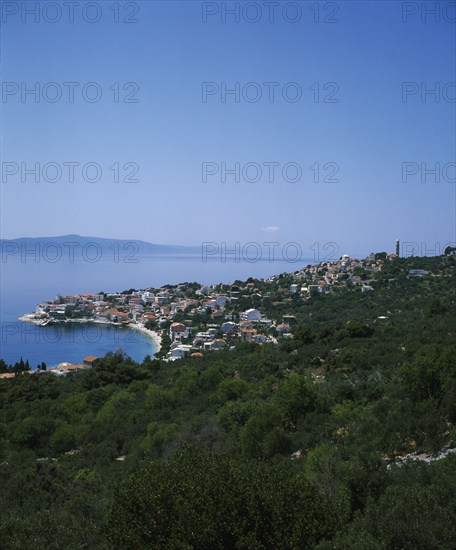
[
  {"left": 129, "top": 323, "right": 162, "bottom": 354},
  {"left": 18, "top": 314, "right": 162, "bottom": 356}
]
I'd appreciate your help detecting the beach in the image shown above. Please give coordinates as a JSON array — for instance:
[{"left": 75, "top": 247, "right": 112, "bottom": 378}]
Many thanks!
[
  {"left": 16, "top": 314, "right": 161, "bottom": 363},
  {"left": 129, "top": 323, "right": 162, "bottom": 354}
]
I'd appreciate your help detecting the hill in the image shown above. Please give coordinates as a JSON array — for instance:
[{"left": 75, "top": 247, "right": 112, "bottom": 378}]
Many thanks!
[
  {"left": 0, "top": 234, "right": 201, "bottom": 258},
  {"left": 0, "top": 254, "right": 455, "bottom": 548}
]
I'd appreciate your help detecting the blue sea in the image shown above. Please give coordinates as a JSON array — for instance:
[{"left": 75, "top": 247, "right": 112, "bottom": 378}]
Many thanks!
[{"left": 0, "top": 252, "right": 312, "bottom": 368}]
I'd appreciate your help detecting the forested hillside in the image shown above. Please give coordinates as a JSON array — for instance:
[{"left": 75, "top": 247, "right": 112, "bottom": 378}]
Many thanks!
[{"left": 1, "top": 255, "right": 455, "bottom": 549}]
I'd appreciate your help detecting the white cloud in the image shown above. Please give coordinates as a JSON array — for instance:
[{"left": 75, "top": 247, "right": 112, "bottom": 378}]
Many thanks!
[{"left": 261, "top": 225, "right": 280, "bottom": 232}]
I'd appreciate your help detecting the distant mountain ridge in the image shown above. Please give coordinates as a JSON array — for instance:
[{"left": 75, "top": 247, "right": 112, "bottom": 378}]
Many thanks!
[{"left": 0, "top": 235, "right": 201, "bottom": 255}]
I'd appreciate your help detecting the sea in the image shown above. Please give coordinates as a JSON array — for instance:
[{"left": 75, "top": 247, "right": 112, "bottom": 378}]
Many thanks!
[{"left": 0, "top": 252, "right": 312, "bottom": 368}]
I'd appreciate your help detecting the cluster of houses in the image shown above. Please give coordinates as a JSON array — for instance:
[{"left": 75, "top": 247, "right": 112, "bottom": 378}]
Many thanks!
[
  {"left": 281, "top": 253, "right": 398, "bottom": 295},
  {"left": 30, "top": 285, "right": 287, "bottom": 362},
  {"left": 45, "top": 355, "right": 99, "bottom": 376},
  {"left": 0, "top": 355, "right": 99, "bottom": 379},
  {"left": 166, "top": 308, "right": 283, "bottom": 361},
  {"left": 19, "top": 252, "right": 406, "bottom": 366}
]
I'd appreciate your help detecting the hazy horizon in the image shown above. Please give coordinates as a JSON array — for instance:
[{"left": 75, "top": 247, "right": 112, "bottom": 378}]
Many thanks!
[{"left": 1, "top": 1, "right": 454, "bottom": 253}]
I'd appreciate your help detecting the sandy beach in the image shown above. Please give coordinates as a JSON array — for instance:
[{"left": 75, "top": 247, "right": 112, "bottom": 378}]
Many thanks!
[{"left": 129, "top": 323, "right": 162, "bottom": 354}]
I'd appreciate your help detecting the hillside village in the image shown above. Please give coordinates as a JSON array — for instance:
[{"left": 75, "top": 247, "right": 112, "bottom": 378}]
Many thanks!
[
  {"left": 17, "top": 251, "right": 425, "bottom": 370},
  {"left": 2, "top": 251, "right": 455, "bottom": 549}
]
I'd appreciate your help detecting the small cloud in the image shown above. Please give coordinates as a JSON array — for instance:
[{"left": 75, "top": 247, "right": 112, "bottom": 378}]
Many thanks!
[{"left": 261, "top": 225, "right": 280, "bottom": 232}]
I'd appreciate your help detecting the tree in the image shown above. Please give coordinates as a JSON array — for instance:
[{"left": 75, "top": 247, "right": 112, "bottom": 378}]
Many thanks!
[
  {"left": 107, "top": 446, "right": 336, "bottom": 548},
  {"left": 274, "top": 375, "right": 319, "bottom": 427},
  {"left": 144, "top": 319, "right": 157, "bottom": 330},
  {"left": 346, "top": 320, "right": 374, "bottom": 338}
]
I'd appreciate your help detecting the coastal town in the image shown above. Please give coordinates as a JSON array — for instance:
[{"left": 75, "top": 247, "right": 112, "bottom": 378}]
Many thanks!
[{"left": 11, "top": 247, "right": 425, "bottom": 377}]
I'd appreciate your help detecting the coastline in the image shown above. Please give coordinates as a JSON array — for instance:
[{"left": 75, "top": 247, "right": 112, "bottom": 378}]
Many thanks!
[
  {"left": 129, "top": 323, "right": 162, "bottom": 355},
  {"left": 18, "top": 315, "right": 162, "bottom": 357}
]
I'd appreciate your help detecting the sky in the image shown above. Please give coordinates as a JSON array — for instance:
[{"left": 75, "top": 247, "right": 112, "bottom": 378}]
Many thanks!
[{"left": 1, "top": 0, "right": 455, "bottom": 257}]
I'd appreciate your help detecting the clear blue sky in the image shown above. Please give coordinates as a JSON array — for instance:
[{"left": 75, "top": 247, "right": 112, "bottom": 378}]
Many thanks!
[{"left": 1, "top": 0, "right": 455, "bottom": 256}]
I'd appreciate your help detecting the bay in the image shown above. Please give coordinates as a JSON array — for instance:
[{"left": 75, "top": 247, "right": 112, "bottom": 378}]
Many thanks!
[{"left": 0, "top": 252, "right": 312, "bottom": 367}]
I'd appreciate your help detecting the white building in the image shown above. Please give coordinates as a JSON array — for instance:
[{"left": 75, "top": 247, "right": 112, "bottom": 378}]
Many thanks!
[
  {"left": 142, "top": 291, "right": 155, "bottom": 303},
  {"left": 216, "top": 295, "right": 228, "bottom": 307},
  {"left": 169, "top": 345, "right": 192, "bottom": 359},
  {"left": 240, "top": 308, "right": 261, "bottom": 321}
]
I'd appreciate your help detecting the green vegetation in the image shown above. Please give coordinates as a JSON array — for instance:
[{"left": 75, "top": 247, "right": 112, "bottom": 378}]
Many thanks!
[{"left": 1, "top": 255, "right": 455, "bottom": 548}]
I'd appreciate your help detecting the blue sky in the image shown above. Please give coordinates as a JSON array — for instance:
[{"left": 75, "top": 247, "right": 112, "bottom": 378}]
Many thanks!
[{"left": 1, "top": 0, "right": 455, "bottom": 257}]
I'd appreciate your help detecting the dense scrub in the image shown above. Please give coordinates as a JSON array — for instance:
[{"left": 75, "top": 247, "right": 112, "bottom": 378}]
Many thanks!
[{"left": 1, "top": 255, "right": 455, "bottom": 548}]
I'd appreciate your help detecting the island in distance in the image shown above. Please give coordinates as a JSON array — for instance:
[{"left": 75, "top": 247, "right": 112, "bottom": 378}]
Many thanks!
[{"left": 0, "top": 234, "right": 202, "bottom": 262}]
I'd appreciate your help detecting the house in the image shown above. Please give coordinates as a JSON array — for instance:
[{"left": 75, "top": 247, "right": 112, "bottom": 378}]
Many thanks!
[
  {"left": 276, "top": 324, "right": 290, "bottom": 334},
  {"left": 170, "top": 322, "right": 187, "bottom": 341},
  {"left": 48, "top": 305, "right": 66, "bottom": 320},
  {"left": 240, "top": 308, "right": 261, "bottom": 321},
  {"left": 142, "top": 291, "right": 155, "bottom": 303},
  {"left": 211, "top": 339, "right": 226, "bottom": 349},
  {"left": 49, "top": 363, "right": 86, "bottom": 376},
  {"left": 216, "top": 295, "right": 228, "bottom": 307},
  {"left": 83, "top": 355, "right": 98, "bottom": 368},
  {"left": 143, "top": 313, "right": 156, "bottom": 322},
  {"left": 169, "top": 345, "right": 192, "bottom": 359},
  {"left": 221, "top": 321, "right": 237, "bottom": 333},
  {"left": 197, "top": 286, "right": 210, "bottom": 295},
  {"left": 106, "top": 309, "right": 129, "bottom": 323},
  {"left": 48, "top": 366, "right": 70, "bottom": 376},
  {"left": 240, "top": 328, "right": 257, "bottom": 342},
  {"left": 193, "top": 337, "right": 205, "bottom": 347},
  {"left": 65, "top": 364, "right": 85, "bottom": 372}
]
